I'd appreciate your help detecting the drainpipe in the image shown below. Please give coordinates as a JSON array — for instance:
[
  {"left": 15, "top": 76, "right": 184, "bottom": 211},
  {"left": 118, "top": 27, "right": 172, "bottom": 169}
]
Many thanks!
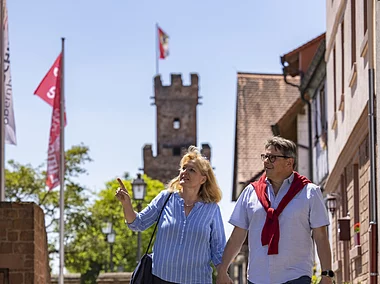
[
  {"left": 367, "top": 0, "right": 378, "bottom": 283},
  {"left": 281, "top": 62, "right": 313, "bottom": 181}
]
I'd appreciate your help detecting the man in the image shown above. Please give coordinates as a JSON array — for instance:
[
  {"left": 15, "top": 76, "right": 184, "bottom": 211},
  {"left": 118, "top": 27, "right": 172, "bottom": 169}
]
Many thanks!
[{"left": 217, "top": 137, "right": 333, "bottom": 284}]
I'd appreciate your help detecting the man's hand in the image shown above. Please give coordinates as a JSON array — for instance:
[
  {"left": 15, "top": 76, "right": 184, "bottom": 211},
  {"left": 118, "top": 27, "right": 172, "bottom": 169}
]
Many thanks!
[{"left": 115, "top": 178, "right": 131, "bottom": 204}]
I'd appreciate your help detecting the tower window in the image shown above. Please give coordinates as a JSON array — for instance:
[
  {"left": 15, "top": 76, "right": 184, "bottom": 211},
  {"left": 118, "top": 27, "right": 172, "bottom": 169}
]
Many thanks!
[
  {"left": 173, "top": 147, "right": 181, "bottom": 156},
  {"left": 173, "top": 118, "right": 180, "bottom": 129}
]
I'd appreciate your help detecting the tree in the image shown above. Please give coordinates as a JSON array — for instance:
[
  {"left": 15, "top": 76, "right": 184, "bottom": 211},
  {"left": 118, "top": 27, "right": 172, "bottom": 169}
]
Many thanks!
[
  {"left": 5, "top": 144, "right": 93, "bottom": 263},
  {"left": 65, "top": 175, "right": 164, "bottom": 282}
]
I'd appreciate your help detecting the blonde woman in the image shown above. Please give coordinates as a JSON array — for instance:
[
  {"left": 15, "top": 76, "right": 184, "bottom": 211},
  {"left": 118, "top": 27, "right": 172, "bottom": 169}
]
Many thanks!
[{"left": 116, "top": 146, "right": 226, "bottom": 284}]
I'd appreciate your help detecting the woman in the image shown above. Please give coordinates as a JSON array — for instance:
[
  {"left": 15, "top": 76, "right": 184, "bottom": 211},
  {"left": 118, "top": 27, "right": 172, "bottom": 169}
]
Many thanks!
[{"left": 115, "top": 146, "right": 226, "bottom": 284}]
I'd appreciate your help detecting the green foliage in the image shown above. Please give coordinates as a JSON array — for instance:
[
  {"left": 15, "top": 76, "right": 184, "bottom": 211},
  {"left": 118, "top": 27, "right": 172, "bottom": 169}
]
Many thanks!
[
  {"left": 65, "top": 175, "right": 165, "bottom": 279},
  {"left": 311, "top": 275, "right": 320, "bottom": 284},
  {"left": 5, "top": 144, "right": 92, "bottom": 266},
  {"left": 311, "top": 263, "right": 321, "bottom": 284},
  {"left": 212, "top": 264, "right": 217, "bottom": 283},
  {"left": 5, "top": 143, "right": 165, "bottom": 280}
]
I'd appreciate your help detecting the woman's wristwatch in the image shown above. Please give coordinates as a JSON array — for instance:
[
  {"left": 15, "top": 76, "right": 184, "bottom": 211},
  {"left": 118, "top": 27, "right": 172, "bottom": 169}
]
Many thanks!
[{"left": 321, "top": 270, "right": 335, "bottom": 278}]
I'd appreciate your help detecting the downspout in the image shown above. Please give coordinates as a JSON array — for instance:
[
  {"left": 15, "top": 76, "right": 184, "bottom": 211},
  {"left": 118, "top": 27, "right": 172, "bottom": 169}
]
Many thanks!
[
  {"left": 281, "top": 60, "right": 313, "bottom": 181},
  {"left": 367, "top": 0, "right": 378, "bottom": 283}
]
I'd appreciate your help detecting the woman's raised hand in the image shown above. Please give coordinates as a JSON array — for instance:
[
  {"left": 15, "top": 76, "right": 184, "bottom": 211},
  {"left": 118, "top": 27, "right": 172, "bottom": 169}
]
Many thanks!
[{"left": 115, "top": 178, "right": 131, "bottom": 203}]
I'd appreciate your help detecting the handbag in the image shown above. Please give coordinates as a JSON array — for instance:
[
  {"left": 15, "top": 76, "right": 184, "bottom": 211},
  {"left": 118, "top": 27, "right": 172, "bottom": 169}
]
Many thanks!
[{"left": 130, "top": 192, "right": 172, "bottom": 284}]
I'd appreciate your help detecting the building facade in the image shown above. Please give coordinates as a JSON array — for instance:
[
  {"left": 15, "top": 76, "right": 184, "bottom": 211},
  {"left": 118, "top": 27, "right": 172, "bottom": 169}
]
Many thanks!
[{"left": 324, "top": 0, "right": 374, "bottom": 282}]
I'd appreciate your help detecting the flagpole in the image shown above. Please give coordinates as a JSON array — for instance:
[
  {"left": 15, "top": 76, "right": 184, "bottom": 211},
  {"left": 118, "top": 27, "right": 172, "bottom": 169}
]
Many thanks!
[
  {"left": 59, "top": 37, "right": 65, "bottom": 284},
  {"left": 0, "top": 0, "right": 5, "bottom": 202},
  {"left": 155, "top": 23, "right": 159, "bottom": 75}
]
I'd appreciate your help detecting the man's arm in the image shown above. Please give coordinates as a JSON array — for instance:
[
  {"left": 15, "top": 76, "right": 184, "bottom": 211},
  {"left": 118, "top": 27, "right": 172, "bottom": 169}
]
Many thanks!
[
  {"left": 313, "top": 226, "right": 333, "bottom": 283},
  {"left": 216, "top": 226, "right": 247, "bottom": 284}
]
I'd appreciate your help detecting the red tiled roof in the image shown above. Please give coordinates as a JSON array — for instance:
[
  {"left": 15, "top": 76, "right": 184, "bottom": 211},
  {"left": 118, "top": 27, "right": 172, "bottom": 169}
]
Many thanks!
[
  {"left": 282, "top": 33, "right": 325, "bottom": 59},
  {"left": 281, "top": 33, "right": 326, "bottom": 77},
  {"left": 232, "top": 73, "right": 301, "bottom": 199}
]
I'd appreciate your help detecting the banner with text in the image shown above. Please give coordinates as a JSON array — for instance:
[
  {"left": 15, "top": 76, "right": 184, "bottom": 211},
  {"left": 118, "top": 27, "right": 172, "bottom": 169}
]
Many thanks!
[
  {"left": 3, "top": 0, "right": 16, "bottom": 145},
  {"left": 35, "top": 54, "right": 64, "bottom": 190}
]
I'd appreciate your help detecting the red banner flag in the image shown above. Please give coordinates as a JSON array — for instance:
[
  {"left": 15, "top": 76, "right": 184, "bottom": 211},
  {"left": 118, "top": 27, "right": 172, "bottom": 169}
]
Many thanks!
[
  {"left": 34, "top": 55, "right": 62, "bottom": 107},
  {"left": 35, "top": 54, "right": 65, "bottom": 190},
  {"left": 34, "top": 54, "right": 66, "bottom": 124},
  {"left": 158, "top": 26, "right": 169, "bottom": 59},
  {"left": 46, "top": 54, "right": 62, "bottom": 190}
]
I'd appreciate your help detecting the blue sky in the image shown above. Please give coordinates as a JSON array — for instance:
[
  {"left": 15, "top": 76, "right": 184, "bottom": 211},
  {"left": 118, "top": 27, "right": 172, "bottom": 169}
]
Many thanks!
[{"left": 6, "top": 0, "right": 325, "bottom": 253}]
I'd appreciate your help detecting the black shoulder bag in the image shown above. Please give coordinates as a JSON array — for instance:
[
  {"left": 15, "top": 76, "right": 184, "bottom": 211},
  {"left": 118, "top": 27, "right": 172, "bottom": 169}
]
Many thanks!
[{"left": 130, "top": 192, "right": 172, "bottom": 284}]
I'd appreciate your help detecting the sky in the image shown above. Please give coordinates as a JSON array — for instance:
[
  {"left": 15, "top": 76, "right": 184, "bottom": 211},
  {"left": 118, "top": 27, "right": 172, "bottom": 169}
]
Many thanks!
[{"left": 6, "top": 0, "right": 326, "bottom": 271}]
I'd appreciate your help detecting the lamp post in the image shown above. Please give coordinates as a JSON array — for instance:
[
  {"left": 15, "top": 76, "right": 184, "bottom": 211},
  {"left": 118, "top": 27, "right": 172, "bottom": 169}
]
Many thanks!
[
  {"left": 132, "top": 173, "right": 147, "bottom": 262},
  {"left": 326, "top": 194, "right": 337, "bottom": 216},
  {"left": 102, "top": 221, "right": 116, "bottom": 272}
]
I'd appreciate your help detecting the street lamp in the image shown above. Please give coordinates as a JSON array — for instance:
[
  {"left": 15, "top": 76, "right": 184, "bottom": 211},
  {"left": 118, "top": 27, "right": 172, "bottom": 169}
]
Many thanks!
[
  {"left": 102, "top": 221, "right": 116, "bottom": 272},
  {"left": 326, "top": 194, "right": 337, "bottom": 216},
  {"left": 132, "top": 173, "right": 147, "bottom": 262}
]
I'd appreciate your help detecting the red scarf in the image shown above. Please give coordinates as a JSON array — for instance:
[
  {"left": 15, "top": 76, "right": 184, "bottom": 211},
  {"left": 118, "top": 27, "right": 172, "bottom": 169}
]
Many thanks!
[{"left": 252, "top": 172, "right": 310, "bottom": 255}]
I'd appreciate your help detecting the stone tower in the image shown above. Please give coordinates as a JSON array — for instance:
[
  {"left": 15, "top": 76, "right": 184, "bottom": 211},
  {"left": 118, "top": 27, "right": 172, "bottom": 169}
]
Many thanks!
[{"left": 143, "top": 73, "right": 211, "bottom": 184}]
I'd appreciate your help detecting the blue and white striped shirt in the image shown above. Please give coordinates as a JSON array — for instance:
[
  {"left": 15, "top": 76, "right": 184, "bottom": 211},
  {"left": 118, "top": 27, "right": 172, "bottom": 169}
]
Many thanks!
[{"left": 128, "top": 190, "right": 226, "bottom": 284}]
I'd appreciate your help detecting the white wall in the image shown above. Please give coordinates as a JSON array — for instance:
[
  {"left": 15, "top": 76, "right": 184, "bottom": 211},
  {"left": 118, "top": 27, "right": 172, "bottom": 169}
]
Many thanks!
[{"left": 326, "top": 0, "right": 369, "bottom": 172}]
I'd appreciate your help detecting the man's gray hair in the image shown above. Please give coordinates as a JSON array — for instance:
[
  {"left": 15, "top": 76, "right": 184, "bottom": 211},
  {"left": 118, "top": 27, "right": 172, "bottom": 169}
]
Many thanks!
[{"left": 265, "top": 136, "right": 297, "bottom": 169}]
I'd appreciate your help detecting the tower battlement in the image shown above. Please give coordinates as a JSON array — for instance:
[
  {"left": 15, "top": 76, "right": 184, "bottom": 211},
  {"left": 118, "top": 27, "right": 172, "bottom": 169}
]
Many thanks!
[{"left": 154, "top": 73, "right": 199, "bottom": 100}]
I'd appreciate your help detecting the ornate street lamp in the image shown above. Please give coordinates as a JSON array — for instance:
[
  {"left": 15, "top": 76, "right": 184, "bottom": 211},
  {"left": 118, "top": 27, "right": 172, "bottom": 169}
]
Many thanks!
[
  {"left": 132, "top": 173, "right": 147, "bottom": 201},
  {"left": 132, "top": 173, "right": 147, "bottom": 262},
  {"left": 102, "top": 221, "right": 116, "bottom": 272}
]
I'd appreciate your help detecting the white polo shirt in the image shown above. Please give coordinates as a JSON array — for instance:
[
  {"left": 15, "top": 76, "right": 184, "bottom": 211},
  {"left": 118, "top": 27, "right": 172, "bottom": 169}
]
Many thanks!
[{"left": 229, "top": 173, "right": 329, "bottom": 284}]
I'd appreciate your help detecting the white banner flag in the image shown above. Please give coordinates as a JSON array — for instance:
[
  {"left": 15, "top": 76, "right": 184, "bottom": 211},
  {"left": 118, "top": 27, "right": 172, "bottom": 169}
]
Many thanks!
[{"left": 3, "top": 0, "right": 16, "bottom": 145}]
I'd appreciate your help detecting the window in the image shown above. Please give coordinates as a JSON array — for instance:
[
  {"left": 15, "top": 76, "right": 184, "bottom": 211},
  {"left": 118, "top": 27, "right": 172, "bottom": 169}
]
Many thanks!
[
  {"left": 333, "top": 46, "right": 337, "bottom": 112},
  {"left": 364, "top": 0, "right": 367, "bottom": 33},
  {"left": 341, "top": 21, "right": 345, "bottom": 95},
  {"left": 173, "top": 118, "right": 180, "bottom": 129},
  {"left": 173, "top": 147, "right": 181, "bottom": 156},
  {"left": 351, "top": 0, "right": 356, "bottom": 66},
  {"left": 319, "top": 84, "right": 328, "bottom": 144},
  {"left": 353, "top": 164, "right": 359, "bottom": 224},
  {"left": 341, "top": 171, "right": 348, "bottom": 216}
]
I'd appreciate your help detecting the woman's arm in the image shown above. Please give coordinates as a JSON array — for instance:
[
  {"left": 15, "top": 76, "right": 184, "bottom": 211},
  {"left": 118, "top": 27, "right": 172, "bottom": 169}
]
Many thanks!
[
  {"left": 210, "top": 205, "right": 227, "bottom": 266},
  {"left": 216, "top": 226, "right": 247, "bottom": 284},
  {"left": 116, "top": 178, "right": 166, "bottom": 231}
]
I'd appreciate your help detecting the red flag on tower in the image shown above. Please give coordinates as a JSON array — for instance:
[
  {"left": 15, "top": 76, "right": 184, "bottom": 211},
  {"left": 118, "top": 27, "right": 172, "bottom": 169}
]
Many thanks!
[{"left": 158, "top": 26, "right": 169, "bottom": 59}]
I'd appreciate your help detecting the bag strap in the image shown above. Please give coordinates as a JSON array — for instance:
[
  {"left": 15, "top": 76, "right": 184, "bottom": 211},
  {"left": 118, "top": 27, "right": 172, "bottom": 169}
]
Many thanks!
[{"left": 145, "top": 192, "right": 172, "bottom": 254}]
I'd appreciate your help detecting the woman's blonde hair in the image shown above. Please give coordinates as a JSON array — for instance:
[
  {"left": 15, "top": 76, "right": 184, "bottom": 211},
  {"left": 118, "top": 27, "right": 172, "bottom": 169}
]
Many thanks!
[{"left": 167, "top": 146, "right": 222, "bottom": 203}]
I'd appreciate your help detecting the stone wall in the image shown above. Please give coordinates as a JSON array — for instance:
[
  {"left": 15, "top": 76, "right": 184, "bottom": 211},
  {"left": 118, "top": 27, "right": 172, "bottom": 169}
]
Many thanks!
[
  {"left": 0, "top": 202, "right": 51, "bottom": 284},
  {"left": 51, "top": 272, "right": 132, "bottom": 284}
]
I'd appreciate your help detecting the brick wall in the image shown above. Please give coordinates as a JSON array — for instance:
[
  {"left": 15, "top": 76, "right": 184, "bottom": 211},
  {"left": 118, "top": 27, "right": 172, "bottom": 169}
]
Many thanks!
[
  {"left": 328, "top": 134, "right": 370, "bottom": 283},
  {"left": 0, "top": 202, "right": 50, "bottom": 284}
]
